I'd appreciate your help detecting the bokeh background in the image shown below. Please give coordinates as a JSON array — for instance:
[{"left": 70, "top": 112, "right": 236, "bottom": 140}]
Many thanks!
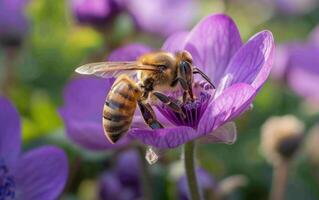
[{"left": 1, "top": 0, "right": 319, "bottom": 199}]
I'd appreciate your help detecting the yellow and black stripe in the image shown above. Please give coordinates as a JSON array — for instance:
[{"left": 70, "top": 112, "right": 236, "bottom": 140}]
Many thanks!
[{"left": 102, "top": 75, "right": 141, "bottom": 143}]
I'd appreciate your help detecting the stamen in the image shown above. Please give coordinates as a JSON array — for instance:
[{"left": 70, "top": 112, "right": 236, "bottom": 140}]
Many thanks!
[{"left": 156, "top": 83, "right": 213, "bottom": 129}]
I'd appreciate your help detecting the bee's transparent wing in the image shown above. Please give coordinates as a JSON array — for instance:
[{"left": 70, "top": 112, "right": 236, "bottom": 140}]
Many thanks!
[{"left": 75, "top": 61, "right": 158, "bottom": 79}]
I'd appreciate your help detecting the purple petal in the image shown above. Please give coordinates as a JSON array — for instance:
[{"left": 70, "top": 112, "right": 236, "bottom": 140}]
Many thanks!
[
  {"left": 0, "top": 97, "right": 21, "bottom": 164},
  {"left": 0, "top": 0, "right": 28, "bottom": 45},
  {"left": 13, "top": 146, "right": 68, "bottom": 200},
  {"left": 198, "top": 83, "right": 255, "bottom": 135},
  {"left": 199, "top": 121, "right": 237, "bottom": 144},
  {"left": 223, "top": 31, "right": 275, "bottom": 90},
  {"left": 70, "top": 0, "right": 118, "bottom": 25},
  {"left": 309, "top": 25, "right": 319, "bottom": 47},
  {"left": 60, "top": 77, "right": 130, "bottom": 150},
  {"left": 288, "top": 66, "right": 319, "bottom": 104},
  {"left": 115, "top": 150, "right": 140, "bottom": 186},
  {"left": 271, "top": 44, "right": 290, "bottom": 80},
  {"left": 184, "top": 14, "right": 242, "bottom": 85},
  {"left": 129, "top": 126, "right": 198, "bottom": 149},
  {"left": 161, "top": 31, "right": 189, "bottom": 53},
  {"left": 122, "top": 0, "right": 196, "bottom": 36},
  {"left": 99, "top": 173, "right": 123, "bottom": 200},
  {"left": 275, "top": 0, "right": 317, "bottom": 15},
  {"left": 107, "top": 43, "right": 152, "bottom": 61}
]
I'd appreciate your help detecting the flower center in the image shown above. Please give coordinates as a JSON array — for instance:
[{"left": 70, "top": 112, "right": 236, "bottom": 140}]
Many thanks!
[
  {"left": 0, "top": 159, "right": 15, "bottom": 200},
  {"left": 156, "top": 81, "right": 214, "bottom": 129}
]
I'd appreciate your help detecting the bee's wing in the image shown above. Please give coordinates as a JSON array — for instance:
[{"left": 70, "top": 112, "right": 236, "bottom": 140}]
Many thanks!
[{"left": 75, "top": 61, "right": 159, "bottom": 79}]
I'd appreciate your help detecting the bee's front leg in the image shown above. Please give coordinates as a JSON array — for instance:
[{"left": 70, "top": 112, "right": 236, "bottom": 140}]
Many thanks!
[
  {"left": 138, "top": 101, "right": 163, "bottom": 129},
  {"left": 152, "top": 91, "right": 186, "bottom": 118}
]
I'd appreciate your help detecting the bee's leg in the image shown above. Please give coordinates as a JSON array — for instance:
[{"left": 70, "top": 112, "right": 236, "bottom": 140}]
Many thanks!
[
  {"left": 182, "top": 91, "right": 188, "bottom": 104},
  {"left": 152, "top": 91, "right": 186, "bottom": 118},
  {"left": 138, "top": 101, "right": 163, "bottom": 129},
  {"left": 174, "top": 77, "right": 192, "bottom": 104}
]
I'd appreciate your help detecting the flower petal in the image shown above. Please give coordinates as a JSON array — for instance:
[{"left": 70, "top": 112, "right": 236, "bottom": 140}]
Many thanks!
[
  {"left": 60, "top": 77, "right": 131, "bottom": 150},
  {"left": 115, "top": 150, "right": 140, "bottom": 186},
  {"left": 288, "top": 66, "right": 319, "bottom": 104},
  {"left": 184, "top": 14, "right": 242, "bottom": 85},
  {"left": 199, "top": 121, "right": 237, "bottom": 144},
  {"left": 223, "top": 30, "right": 275, "bottom": 90},
  {"left": 0, "top": 97, "right": 21, "bottom": 164},
  {"left": 70, "top": 0, "right": 118, "bottom": 25},
  {"left": 99, "top": 173, "right": 123, "bottom": 199},
  {"left": 122, "top": 0, "right": 196, "bottom": 36},
  {"left": 161, "top": 31, "right": 189, "bottom": 53},
  {"left": 107, "top": 43, "right": 152, "bottom": 61},
  {"left": 130, "top": 126, "right": 198, "bottom": 149},
  {"left": 198, "top": 83, "right": 255, "bottom": 135},
  {"left": 13, "top": 146, "right": 68, "bottom": 200},
  {"left": 64, "top": 119, "right": 131, "bottom": 150}
]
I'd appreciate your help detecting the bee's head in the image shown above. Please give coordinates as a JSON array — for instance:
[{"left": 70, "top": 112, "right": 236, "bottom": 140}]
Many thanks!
[{"left": 138, "top": 51, "right": 177, "bottom": 84}]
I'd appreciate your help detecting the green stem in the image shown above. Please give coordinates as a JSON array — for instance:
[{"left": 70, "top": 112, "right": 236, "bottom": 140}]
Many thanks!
[
  {"left": 137, "top": 146, "right": 153, "bottom": 200},
  {"left": 184, "top": 141, "right": 201, "bottom": 200}
]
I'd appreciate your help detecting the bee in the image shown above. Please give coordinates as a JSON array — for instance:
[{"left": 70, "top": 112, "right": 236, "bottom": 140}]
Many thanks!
[{"left": 75, "top": 50, "right": 214, "bottom": 143}]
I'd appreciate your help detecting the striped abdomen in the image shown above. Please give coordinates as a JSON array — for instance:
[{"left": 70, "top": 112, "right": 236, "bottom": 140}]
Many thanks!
[{"left": 103, "top": 75, "right": 141, "bottom": 143}]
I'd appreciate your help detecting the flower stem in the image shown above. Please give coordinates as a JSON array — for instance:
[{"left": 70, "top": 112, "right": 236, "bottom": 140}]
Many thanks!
[
  {"left": 2, "top": 47, "right": 18, "bottom": 95},
  {"left": 270, "top": 161, "right": 289, "bottom": 200},
  {"left": 137, "top": 146, "right": 153, "bottom": 200},
  {"left": 184, "top": 141, "right": 201, "bottom": 200}
]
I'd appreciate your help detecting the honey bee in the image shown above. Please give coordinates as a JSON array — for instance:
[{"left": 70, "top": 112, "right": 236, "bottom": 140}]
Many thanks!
[{"left": 75, "top": 50, "right": 214, "bottom": 143}]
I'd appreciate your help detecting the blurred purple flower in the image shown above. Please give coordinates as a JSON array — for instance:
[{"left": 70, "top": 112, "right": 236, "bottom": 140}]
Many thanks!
[
  {"left": 274, "top": 0, "right": 318, "bottom": 15},
  {"left": 70, "top": 0, "right": 196, "bottom": 36},
  {"left": 117, "top": 0, "right": 196, "bottom": 37},
  {"left": 0, "top": 0, "right": 28, "bottom": 46},
  {"left": 0, "top": 96, "right": 68, "bottom": 200},
  {"left": 178, "top": 168, "right": 216, "bottom": 200},
  {"left": 59, "top": 44, "right": 151, "bottom": 150},
  {"left": 273, "top": 26, "right": 319, "bottom": 105},
  {"left": 99, "top": 150, "right": 142, "bottom": 200},
  {"left": 127, "top": 14, "right": 275, "bottom": 148},
  {"left": 70, "top": 0, "right": 119, "bottom": 26}
]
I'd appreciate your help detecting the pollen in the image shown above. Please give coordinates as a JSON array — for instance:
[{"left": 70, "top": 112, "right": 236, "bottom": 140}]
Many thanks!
[{"left": 156, "top": 84, "right": 213, "bottom": 129}]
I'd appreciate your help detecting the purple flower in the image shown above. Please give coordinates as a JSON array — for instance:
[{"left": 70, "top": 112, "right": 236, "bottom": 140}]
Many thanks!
[
  {"left": 273, "top": 26, "right": 319, "bottom": 105},
  {"left": 117, "top": 0, "right": 196, "bottom": 37},
  {"left": 59, "top": 44, "right": 151, "bottom": 150},
  {"left": 70, "top": 0, "right": 196, "bottom": 37},
  {"left": 178, "top": 168, "right": 216, "bottom": 200},
  {"left": 126, "top": 14, "right": 274, "bottom": 148},
  {"left": 274, "top": 0, "right": 318, "bottom": 15},
  {"left": 70, "top": 0, "right": 119, "bottom": 26},
  {"left": 99, "top": 150, "right": 141, "bottom": 200},
  {"left": 0, "top": 0, "right": 28, "bottom": 46},
  {"left": 0, "top": 96, "right": 68, "bottom": 200}
]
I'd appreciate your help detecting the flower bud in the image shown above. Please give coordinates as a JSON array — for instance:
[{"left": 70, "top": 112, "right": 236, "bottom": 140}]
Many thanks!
[
  {"left": 260, "top": 115, "right": 304, "bottom": 165},
  {"left": 305, "top": 125, "right": 319, "bottom": 166}
]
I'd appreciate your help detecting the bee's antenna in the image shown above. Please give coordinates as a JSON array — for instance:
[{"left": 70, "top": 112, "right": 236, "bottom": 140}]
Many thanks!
[{"left": 193, "top": 68, "right": 216, "bottom": 89}]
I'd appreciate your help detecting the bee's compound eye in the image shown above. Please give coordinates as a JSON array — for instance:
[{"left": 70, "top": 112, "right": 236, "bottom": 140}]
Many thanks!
[
  {"left": 158, "top": 65, "right": 167, "bottom": 72},
  {"left": 179, "top": 61, "right": 191, "bottom": 74}
]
